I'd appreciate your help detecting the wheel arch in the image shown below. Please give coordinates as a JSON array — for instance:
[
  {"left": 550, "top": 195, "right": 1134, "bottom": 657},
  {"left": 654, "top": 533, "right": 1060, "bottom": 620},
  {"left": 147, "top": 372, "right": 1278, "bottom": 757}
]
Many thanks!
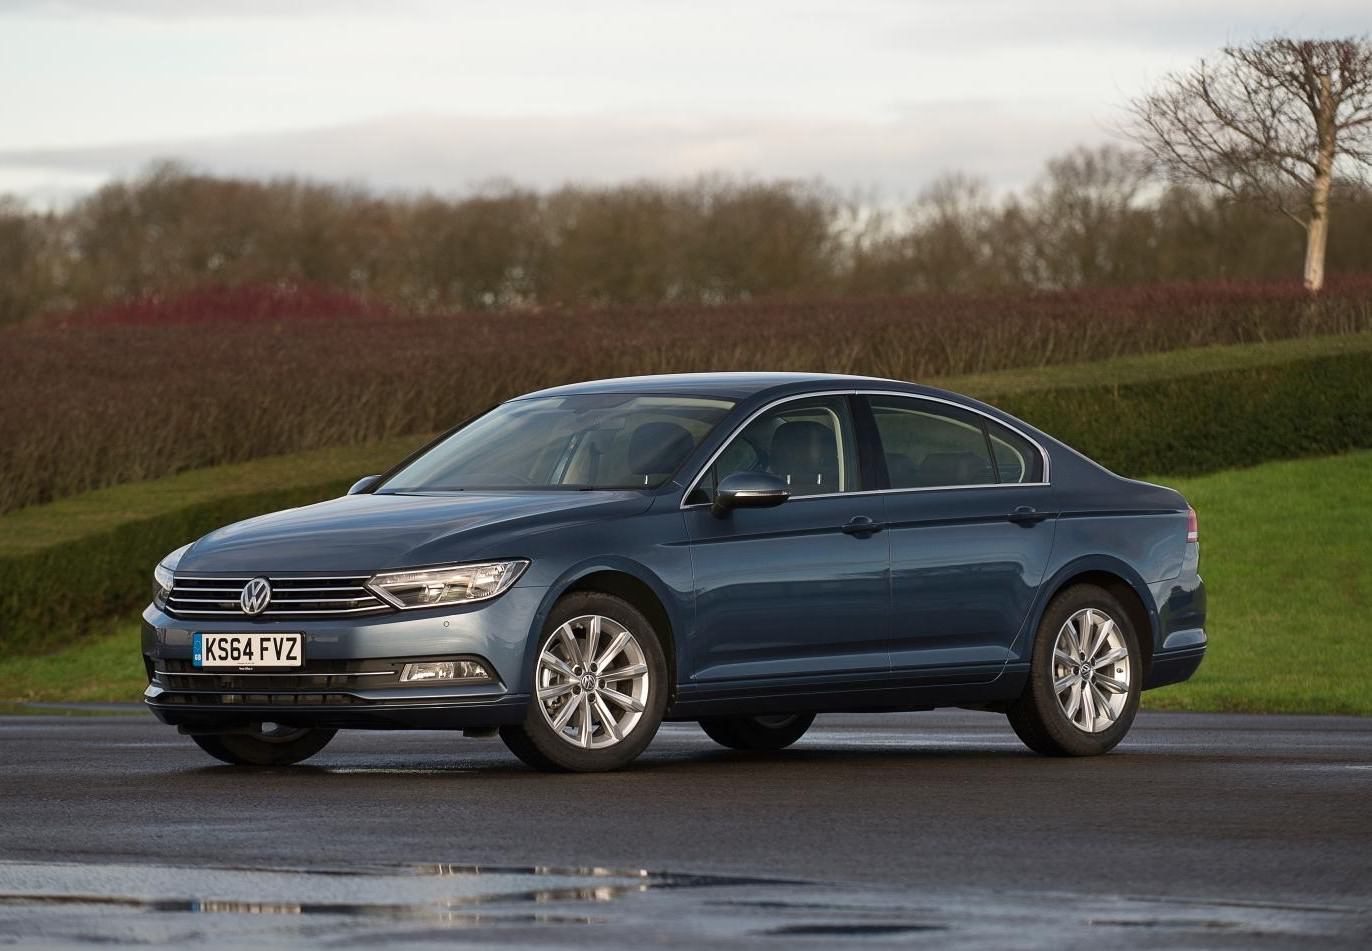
[
  {"left": 1021, "top": 557, "right": 1160, "bottom": 679},
  {"left": 527, "top": 559, "right": 681, "bottom": 694}
]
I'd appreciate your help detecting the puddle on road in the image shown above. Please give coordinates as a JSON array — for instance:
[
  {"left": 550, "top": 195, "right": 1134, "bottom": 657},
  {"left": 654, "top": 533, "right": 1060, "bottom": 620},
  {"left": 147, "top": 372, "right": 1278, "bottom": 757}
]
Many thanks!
[
  {"left": 0, "top": 859, "right": 1366, "bottom": 947},
  {"left": 0, "top": 859, "right": 781, "bottom": 934}
]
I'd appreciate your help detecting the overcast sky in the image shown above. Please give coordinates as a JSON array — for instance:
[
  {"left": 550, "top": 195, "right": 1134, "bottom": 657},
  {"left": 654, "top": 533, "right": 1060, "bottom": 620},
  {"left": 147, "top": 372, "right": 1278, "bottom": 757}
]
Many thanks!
[{"left": 1, "top": 0, "right": 1367, "bottom": 205}]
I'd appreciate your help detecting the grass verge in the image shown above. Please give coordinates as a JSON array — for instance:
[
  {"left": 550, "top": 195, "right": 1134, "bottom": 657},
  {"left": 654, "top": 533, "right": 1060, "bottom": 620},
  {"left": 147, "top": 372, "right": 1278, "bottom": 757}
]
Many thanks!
[
  {"left": 0, "top": 616, "right": 145, "bottom": 703},
  {"left": 4, "top": 452, "right": 1368, "bottom": 713},
  {"left": 942, "top": 330, "right": 1372, "bottom": 396},
  {"left": 1143, "top": 451, "right": 1371, "bottom": 715}
]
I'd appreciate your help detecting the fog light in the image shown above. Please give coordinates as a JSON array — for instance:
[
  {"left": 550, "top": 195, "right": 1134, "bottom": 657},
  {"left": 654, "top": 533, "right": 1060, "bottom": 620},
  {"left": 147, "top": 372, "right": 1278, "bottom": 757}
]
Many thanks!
[{"left": 400, "top": 661, "right": 491, "bottom": 683}]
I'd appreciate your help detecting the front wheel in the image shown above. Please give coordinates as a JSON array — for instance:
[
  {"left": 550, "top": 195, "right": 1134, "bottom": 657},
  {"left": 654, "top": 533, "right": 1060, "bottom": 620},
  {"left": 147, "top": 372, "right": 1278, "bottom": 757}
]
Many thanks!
[
  {"left": 190, "top": 723, "right": 336, "bottom": 766},
  {"left": 500, "top": 592, "right": 667, "bottom": 772},
  {"left": 699, "top": 713, "right": 816, "bottom": 751},
  {"left": 1007, "top": 584, "right": 1142, "bottom": 756}
]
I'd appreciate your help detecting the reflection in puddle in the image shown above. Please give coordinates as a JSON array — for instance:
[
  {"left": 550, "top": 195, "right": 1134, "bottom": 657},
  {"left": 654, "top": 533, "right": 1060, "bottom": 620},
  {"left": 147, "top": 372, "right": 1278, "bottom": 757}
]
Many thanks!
[
  {"left": 3, "top": 893, "right": 601, "bottom": 928},
  {"left": 0, "top": 859, "right": 776, "bottom": 929},
  {"left": 766, "top": 923, "right": 947, "bottom": 936}
]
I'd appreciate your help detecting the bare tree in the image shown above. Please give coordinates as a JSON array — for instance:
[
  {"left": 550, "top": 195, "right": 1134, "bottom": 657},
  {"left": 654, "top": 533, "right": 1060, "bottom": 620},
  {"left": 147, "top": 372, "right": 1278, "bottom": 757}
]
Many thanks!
[{"left": 1130, "top": 37, "right": 1372, "bottom": 292}]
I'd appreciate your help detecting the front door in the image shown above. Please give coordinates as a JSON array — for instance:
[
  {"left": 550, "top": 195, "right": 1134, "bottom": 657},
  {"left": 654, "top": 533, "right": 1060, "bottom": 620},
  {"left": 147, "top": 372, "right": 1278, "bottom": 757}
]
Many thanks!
[{"left": 682, "top": 395, "right": 890, "bottom": 687}]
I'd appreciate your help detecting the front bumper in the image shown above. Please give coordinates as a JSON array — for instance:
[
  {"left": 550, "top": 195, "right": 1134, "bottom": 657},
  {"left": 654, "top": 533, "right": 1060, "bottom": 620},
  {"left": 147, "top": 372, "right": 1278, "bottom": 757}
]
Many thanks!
[
  {"left": 144, "top": 684, "right": 530, "bottom": 731},
  {"left": 141, "top": 584, "right": 546, "bottom": 730}
]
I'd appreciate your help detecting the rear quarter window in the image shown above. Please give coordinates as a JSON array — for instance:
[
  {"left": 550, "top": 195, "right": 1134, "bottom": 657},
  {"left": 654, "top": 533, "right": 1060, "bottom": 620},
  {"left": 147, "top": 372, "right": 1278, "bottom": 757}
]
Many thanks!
[{"left": 987, "top": 421, "right": 1044, "bottom": 483}]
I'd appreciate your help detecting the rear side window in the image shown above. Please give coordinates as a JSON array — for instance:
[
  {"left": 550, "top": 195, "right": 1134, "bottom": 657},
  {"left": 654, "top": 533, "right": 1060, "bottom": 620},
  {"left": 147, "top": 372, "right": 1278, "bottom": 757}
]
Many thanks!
[
  {"left": 867, "top": 397, "right": 995, "bottom": 488},
  {"left": 987, "top": 420, "right": 1044, "bottom": 483}
]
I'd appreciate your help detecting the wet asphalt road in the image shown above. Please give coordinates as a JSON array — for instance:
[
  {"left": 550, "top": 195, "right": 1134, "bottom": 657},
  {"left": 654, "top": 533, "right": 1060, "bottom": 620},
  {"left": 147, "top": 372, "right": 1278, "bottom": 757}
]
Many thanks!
[{"left": 1, "top": 708, "right": 1370, "bottom": 948}]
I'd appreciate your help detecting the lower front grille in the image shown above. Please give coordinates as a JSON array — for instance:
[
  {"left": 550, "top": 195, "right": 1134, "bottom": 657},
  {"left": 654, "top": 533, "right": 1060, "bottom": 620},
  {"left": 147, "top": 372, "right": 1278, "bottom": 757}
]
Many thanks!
[
  {"left": 165, "top": 575, "right": 393, "bottom": 620},
  {"left": 154, "top": 692, "right": 367, "bottom": 706},
  {"left": 147, "top": 655, "right": 499, "bottom": 708},
  {"left": 155, "top": 658, "right": 403, "bottom": 691}
]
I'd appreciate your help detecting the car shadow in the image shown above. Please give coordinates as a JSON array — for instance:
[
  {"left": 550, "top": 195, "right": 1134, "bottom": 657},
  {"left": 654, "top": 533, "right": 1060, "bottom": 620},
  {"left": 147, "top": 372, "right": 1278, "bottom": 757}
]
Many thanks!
[{"left": 177, "top": 740, "right": 1067, "bottom": 781}]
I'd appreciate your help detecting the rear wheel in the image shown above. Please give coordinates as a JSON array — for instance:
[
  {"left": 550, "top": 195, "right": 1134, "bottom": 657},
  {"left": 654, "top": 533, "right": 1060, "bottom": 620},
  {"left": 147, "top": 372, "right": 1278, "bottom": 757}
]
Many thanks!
[
  {"left": 699, "top": 713, "right": 816, "bottom": 751},
  {"left": 1007, "top": 584, "right": 1141, "bottom": 756},
  {"left": 190, "top": 723, "right": 336, "bottom": 766},
  {"left": 501, "top": 592, "right": 667, "bottom": 772}
]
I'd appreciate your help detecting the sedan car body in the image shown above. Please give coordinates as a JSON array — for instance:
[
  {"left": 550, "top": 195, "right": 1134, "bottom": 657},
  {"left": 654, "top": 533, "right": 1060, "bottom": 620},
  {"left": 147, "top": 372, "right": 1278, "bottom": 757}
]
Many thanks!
[{"left": 143, "top": 373, "right": 1206, "bottom": 770}]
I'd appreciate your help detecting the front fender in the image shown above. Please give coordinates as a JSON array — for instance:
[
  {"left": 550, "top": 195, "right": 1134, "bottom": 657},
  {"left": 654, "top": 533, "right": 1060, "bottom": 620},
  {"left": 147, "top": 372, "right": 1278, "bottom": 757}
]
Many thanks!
[{"left": 519, "top": 556, "right": 689, "bottom": 694}]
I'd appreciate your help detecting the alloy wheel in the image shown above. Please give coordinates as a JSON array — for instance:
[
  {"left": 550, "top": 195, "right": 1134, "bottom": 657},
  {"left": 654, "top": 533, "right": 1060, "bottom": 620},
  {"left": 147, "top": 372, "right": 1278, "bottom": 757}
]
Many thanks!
[
  {"left": 1051, "top": 608, "right": 1132, "bottom": 733},
  {"left": 535, "top": 614, "right": 651, "bottom": 749}
]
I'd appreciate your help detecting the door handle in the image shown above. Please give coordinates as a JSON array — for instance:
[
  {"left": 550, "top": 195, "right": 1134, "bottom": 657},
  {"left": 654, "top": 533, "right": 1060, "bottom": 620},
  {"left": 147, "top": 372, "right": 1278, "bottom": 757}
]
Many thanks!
[
  {"left": 842, "top": 516, "right": 885, "bottom": 536},
  {"left": 1007, "top": 506, "right": 1050, "bottom": 525}
]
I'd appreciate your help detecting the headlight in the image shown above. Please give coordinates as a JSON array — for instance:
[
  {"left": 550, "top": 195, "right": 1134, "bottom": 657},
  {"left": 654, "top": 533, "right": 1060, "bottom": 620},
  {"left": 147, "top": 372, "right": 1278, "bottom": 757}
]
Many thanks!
[
  {"left": 366, "top": 560, "right": 528, "bottom": 609},
  {"left": 152, "top": 543, "right": 191, "bottom": 607}
]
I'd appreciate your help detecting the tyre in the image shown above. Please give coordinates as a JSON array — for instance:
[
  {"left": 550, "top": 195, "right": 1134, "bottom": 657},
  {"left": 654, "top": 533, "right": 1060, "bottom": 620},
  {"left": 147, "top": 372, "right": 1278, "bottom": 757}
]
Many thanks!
[
  {"left": 190, "top": 723, "right": 336, "bottom": 766},
  {"left": 699, "top": 713, "right": 816, "bottom": 751},
  {"left": 501, "top": 592, "right": 668, "bottom": 772},
  {"left": 1007, "top": 584, "right": 1142, "bottom": 756}
]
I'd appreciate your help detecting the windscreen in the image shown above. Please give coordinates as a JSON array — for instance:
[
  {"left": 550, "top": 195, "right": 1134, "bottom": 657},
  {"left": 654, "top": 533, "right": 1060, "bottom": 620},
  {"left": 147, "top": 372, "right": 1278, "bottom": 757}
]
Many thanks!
[{"left": 377, "top": 394, "right": 735, "bottom": 492}]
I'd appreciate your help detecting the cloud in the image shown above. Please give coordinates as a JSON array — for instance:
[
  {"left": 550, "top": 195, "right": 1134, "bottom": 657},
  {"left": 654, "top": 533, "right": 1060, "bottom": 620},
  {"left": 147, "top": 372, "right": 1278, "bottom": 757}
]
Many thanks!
[
  {"left": 0, "top": 0, "right": 422, "bottom": 18},
  {"left": 0, "top": 107, "right": 1106, "bottom": 204},
  {"left": 876, "top": 0, "right": 1372, "bottom": 50}
]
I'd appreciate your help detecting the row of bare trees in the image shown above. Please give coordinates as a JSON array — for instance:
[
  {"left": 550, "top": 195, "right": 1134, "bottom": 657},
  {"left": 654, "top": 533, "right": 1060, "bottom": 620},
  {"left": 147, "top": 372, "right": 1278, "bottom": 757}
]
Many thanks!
[{"left": 4, "top": 151, "right": 1372, "bottom": 324}]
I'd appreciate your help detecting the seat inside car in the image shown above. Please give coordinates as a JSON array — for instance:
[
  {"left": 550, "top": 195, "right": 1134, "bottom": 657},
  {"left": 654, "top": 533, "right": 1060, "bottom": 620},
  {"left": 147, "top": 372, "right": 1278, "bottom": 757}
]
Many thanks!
[
  {"left": 885, "top": 451, "right": 921, "bottom": 486},
  {"left": 769, "top": 420, "right": 839, "bottom": 494},
  {"left": 916, "top": 450, "right": 994, "bottom": 487},
  {"left": 628, "top": 421, "right": 695, "bottom": 485}
]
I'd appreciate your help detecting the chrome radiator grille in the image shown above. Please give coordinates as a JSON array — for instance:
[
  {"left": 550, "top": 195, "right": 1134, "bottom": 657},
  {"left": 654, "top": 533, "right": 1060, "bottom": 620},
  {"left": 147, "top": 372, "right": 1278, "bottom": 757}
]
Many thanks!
[{"left": 164, "top": 575, "right": 392, "bottom": 619}]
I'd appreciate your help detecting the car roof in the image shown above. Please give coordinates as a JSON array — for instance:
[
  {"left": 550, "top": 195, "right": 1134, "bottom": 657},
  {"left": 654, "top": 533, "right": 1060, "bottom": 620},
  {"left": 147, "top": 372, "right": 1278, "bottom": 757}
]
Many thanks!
[{"left": 517, "top": 372, "right": 917, "bottom": 402}]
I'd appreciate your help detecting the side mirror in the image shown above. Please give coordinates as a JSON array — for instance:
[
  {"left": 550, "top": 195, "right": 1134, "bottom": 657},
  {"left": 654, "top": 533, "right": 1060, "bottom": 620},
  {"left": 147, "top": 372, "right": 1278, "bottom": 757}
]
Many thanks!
[
  {"left": 347, "top": 475, "right": 381, "bottom": 496},
  {"left": 711, "top": 471, "right": 790, "bottom": 518}
]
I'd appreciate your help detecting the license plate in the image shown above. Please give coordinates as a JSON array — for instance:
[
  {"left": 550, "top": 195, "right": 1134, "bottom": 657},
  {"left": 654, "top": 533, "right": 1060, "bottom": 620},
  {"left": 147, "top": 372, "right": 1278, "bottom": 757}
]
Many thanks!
[{"left": 193, "top": 632, "right": 303, "bottom": 668}]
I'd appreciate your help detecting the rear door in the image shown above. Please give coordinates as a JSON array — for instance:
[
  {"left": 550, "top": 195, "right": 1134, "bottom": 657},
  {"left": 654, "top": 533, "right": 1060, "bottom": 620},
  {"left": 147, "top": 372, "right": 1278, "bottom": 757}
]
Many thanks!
[
  {"left": 861, "top": 394, "right": 1056, "bottom": 681},
  {"left": 682, "top": 394, "right": 890, "bottom": 687}
]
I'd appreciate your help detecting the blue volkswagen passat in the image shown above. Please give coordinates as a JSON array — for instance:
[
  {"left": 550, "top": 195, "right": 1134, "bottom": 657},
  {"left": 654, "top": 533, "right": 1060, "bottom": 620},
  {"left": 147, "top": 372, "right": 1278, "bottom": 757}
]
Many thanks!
[{"left": 143, "top": 373, "right": 1206, "bottom": 771}]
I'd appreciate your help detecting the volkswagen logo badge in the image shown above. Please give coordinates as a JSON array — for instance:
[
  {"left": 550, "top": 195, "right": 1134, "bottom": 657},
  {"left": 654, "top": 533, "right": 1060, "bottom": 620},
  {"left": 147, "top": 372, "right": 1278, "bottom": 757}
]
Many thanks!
[{"left": 240, "top": 576, "right": 272, "bottom": 616}]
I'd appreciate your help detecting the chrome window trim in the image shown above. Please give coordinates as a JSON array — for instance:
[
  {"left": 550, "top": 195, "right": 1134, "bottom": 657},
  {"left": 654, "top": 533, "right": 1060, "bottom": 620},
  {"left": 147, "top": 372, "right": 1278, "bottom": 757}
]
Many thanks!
[{"left": 679, "top": 388, "right": 1051, "bottom": 510}]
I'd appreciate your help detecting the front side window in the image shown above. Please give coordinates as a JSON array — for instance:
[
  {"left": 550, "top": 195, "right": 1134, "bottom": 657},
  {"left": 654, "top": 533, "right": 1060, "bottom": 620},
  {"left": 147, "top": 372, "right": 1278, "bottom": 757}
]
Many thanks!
[
  {"left": 379, "top": 394, "right": 734, "bottom": 492},
  {"left": 695, "top": 396, "right": 860, "bottom": 501},
  {"left": 867, "top": 397, "right": 996, "bottom": 488}
]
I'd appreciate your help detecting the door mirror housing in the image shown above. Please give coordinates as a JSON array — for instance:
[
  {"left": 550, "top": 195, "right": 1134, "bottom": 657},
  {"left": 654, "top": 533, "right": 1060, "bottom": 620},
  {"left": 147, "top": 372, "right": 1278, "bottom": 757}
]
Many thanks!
[
  {"left": 347, "top": 475, "right": 381, "bottom": 496},
  {"left": 711, "top": 471, "right": 790, "bottom": 518}
]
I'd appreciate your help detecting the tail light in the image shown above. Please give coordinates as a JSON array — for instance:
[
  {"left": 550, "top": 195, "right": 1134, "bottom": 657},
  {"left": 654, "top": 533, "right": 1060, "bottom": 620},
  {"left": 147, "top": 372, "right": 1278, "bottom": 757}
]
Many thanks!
[{"left": 1186, "top": 506, "right": 1199, "bottom": 543}]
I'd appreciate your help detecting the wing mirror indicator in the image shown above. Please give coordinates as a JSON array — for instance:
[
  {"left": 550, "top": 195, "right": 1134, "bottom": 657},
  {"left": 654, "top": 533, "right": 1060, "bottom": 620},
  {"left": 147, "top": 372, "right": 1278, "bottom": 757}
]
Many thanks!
[{"left": 711, "top": 472, "right": 791, "bottom": 518}]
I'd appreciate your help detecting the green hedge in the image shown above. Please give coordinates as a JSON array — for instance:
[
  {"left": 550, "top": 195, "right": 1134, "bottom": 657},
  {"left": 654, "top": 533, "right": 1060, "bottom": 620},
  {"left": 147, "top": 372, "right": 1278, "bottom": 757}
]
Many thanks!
[
  {"left": 996, "top": 350, "right": 1372, "bottom": 478},
  {"left": 1, "top": 346, "right": 1368, "bottom": 657},
  {"left": 0, "top": 436, "right": 426, "bottom": 657},
  {"left": 0, "top": 480, "right": 352, "bottom": 656}
]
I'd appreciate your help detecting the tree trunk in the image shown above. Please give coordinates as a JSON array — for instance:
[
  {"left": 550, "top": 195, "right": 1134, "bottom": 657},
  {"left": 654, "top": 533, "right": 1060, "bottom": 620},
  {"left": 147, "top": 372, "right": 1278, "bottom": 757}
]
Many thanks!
[
  {"left": 1303, "top": 187, "right": 1329, "bottom": 293},
  {"left": 1303, "top": 73, "right": 1337, "bottom": 295}
]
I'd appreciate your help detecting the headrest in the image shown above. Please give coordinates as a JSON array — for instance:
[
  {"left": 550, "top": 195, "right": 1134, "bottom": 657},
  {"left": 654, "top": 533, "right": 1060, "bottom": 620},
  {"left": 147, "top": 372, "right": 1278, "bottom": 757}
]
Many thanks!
[
  {"left": 628, "top": 421, "right": 695, "bottom": 477},
  {"left": 770, "top": 420, "right": 836, "bottom": 475}
]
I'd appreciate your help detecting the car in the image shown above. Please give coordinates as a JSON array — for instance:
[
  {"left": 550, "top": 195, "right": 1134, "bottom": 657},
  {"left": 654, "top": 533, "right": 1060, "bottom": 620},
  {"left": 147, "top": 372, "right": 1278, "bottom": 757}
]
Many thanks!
[{"left": 142, "top": 372, "right": 1206, "bottom": 771}]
